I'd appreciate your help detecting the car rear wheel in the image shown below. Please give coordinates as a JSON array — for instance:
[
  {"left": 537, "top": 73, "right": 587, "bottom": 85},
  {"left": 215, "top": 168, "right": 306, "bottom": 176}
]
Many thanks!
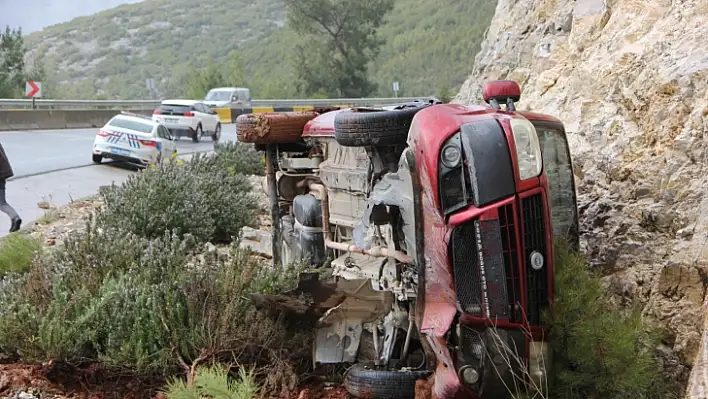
[
  {"left": 192, "top": 125, "right": 203, "bottom": 143},
  {"left": 92, "top": 154, "right": 102, "bottom": 164},
  {"left": 212, "top": 123, "right": 221, "bottom": 141}
]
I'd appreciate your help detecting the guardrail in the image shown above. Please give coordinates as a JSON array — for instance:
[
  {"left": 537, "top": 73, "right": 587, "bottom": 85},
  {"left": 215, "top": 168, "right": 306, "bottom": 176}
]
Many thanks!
[
  {"left": 0, "top": 96, "right": 441, "bottom": 131},
  {"left": 0, "top": 97, "right": 429, "bottom": 110}
]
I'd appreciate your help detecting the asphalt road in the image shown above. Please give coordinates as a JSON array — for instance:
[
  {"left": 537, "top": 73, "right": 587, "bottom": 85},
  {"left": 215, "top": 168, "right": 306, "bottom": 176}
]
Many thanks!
[
  {"left": 0, "top": 125, "right": 238, "bottom": 237},
  {"left": 1, "top": 124, "right": 237, "bottom": 179}
]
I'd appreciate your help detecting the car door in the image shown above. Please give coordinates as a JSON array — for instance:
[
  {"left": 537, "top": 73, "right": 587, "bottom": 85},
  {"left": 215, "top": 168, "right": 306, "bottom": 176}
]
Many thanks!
[
  {"left": 197, "top": 103, "right": 218, "bottom": 132},
  {"left": 204, "top": 103, "right": 219, "bottom": 131},
  {"left": 157, "top": 125, "right": 176, "bottom": 157}
]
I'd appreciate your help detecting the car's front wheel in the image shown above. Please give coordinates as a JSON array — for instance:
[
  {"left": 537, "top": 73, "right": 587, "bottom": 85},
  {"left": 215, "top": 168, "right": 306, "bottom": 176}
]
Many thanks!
[{"left": 92, "top": 154, "right": 102, "bottom": 164}]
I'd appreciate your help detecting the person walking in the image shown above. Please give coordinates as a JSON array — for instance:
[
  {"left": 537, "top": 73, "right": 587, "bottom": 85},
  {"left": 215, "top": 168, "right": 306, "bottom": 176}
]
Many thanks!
[{"left": 0, "top": 142, "right": 21, "bottom": 232}]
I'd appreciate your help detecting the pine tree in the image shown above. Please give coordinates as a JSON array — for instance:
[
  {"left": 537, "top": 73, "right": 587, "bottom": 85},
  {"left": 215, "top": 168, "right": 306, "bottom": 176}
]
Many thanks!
[{"left": 0, "top": 26, "right": 26, "bottom": 98}]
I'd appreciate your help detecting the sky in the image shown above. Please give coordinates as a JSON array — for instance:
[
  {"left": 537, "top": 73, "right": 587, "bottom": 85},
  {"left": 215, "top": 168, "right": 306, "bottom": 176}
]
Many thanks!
[{"left": 0, "top": 0, "right": 143, "bottom": 34}]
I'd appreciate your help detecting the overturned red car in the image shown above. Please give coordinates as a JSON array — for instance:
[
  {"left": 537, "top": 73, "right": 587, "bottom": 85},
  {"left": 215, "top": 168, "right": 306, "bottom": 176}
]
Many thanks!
[{"left": 238, "top": 81, "right": 579, "bottom": 398}]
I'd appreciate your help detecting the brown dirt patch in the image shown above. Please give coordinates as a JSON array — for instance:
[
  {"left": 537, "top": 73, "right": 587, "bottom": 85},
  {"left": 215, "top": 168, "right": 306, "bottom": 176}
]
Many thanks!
[
  {"left": 0, "top": 361, "right": 351, "bottom": 399},
  {"left": 0, "top": 361, "right": 163, "bottom": 399}
]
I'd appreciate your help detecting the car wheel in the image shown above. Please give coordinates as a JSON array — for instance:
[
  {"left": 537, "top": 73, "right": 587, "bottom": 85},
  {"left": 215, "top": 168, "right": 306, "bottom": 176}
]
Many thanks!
[
  {"left": 343, "top": 362, "right": 433, "bottom": 398},
  {"left": 156, "top": 153, "right": 163, "bottom": 166},
  {"left": 92, "top": 154, "right": 102, "bottom": 164},
  {"left": 192, "top": 125, "right": 202, "bottom": 143},
  {"left": 212, "top": 123, "right": 221, "bottom": 141},
  {"left": 333, "top": 104, "right": 432, "bottom": 147}
]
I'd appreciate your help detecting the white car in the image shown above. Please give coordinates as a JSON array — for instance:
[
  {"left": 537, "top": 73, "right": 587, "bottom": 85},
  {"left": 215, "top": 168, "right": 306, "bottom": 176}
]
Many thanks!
[
  {"left": 152, "top": 99, "right": 221, "bottom": 143},
  {"left": 203, "top": 87, "right": 251, "bottom": 108},
  {"left": 92, "top": 112, "right": 177, "bottom": 166}
]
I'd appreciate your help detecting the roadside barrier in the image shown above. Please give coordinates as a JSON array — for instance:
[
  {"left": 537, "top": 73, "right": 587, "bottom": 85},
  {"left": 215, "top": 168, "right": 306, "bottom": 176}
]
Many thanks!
[
  {"left": 0, "top": 106, "right": 356, "bottom": 131},
  {"left": 0, "top": 109, "right": 151, "bottom": 131}
]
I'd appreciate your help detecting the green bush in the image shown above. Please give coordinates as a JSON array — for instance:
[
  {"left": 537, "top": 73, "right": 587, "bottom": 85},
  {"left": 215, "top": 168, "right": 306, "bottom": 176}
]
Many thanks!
[
  {"left": 0, "top": 221, "right": 309, "bottom": 396},
  {"left": 213, "top": 141, "right": 265, "bottom": 176},
  {"left": 547, "top": 241, "right": 678, "bottom": 399},
  {"left": 97, "top": 152, "right": 260, "bottom": 243},
  {"left": 0, "top": 233, "right": 42, "bottom": 277},
  {"left": 162, "top": 364, "right": 259, "bottom": 399}
]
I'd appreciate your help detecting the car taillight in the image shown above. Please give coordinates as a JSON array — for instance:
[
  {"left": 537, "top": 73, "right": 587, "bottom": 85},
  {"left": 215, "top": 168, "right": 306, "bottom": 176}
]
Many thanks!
[
  {"left": 153, "top": 109, "right": 162, "bottom": 115},
  {"left": 139, "top": 140, "right": 157, "bottom": 147},
  {"left": 184, "top": 111, "right": 194, "bottom": 117},
  {"left": 97, "top": 130, "right": 111, "bottom": 137}
]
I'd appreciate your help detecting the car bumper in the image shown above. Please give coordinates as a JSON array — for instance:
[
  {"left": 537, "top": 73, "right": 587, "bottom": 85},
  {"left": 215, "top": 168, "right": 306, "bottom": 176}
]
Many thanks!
[
  {"left": 425, "top": 324, "right": 551, "bottom": 399},
  {"left": 163, "top": 126, "right": 196, "bottom": 138},
  {"left": 93, "top": 142, "right": 158, "bottom": 165}
]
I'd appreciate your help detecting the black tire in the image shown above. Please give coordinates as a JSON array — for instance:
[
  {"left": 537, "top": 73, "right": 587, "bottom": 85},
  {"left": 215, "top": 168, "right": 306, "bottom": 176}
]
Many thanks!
[
  {"left": 92, "top": 154, "right": 102, "bottom": 164},
  {"left": 212, "top": 123, "right": 221, "bottom": 141},
  {"left": 192, "top": 124, "right": 203, "bottom": 143},
  {"left": 334, "top": 105, "right": 428, "bottom": 147},
  {"left": 343, "top": 363, "right": 432, "bottom": 399}
]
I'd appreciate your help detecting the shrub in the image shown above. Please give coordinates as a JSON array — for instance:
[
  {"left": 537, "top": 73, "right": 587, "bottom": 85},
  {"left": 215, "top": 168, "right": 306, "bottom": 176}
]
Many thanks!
[
  {"left": 0, "top": 221, "right": 310, "bottom": 396},
  {"left": 97, "top": 152, "right": 260, "bottom": 243},
  {"left": 213, "top": 139, "right": 265, "bottom": 177},
  {"left": 547, "top": 241, "right": 676, "bottom": 399},
  {"left": 0, "top": 233, "right": 42, "bottom": 277},
  {"left": 162, "top": 364, "right": 259, "bottom": 399}
]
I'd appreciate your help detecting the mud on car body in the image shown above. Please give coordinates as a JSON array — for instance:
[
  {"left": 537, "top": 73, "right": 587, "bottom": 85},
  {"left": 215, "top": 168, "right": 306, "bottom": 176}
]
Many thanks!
[{"left": 238, "top": 81, "right": 579, "bottom": 399}]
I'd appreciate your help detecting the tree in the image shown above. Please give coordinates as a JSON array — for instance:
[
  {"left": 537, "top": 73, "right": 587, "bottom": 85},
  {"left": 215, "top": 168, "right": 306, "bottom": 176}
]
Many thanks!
[
  {"left": 0, "top": 26, "right": 26, "bottom": 98},
  {"left": 183, "top": 52, "right": 247, "bottom": 100},
  {"left": 283, "top": 0, "right": 395, "bottom": 98},
  {"left": 184, "top": 61, "right": 225, "bottom": 99},
  {"left": 224, "top": 51, "right": 246, "bottom": 88},
  {"left": 438, "top": 84, "right": 452, "bottom": 103}
]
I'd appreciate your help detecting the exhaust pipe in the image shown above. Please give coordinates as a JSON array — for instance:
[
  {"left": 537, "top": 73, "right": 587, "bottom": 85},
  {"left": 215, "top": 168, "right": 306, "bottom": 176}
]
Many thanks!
[{"left": 308, "top": 183, "right": 413, "bottom": 264}]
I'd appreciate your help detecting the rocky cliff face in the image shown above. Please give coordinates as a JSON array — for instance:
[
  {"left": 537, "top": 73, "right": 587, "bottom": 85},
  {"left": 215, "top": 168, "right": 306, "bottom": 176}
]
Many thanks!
[{"left": 456, "top": 0, "right": 708, "bottom": 396}]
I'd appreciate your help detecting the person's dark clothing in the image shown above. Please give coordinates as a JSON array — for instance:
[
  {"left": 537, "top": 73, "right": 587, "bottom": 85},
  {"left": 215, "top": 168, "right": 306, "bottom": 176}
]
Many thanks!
[
  {"left": 0, "top": 143, "right": 20, "bottom": 232},
  {"left": 0, "top": 143, "right": 13, "bottom": 180}
]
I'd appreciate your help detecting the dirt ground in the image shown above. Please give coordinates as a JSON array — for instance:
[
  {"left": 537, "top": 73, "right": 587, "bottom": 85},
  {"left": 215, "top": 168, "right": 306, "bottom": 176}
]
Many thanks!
[{"left": 0, "top": 361, "right": 351, "bottom": 399}]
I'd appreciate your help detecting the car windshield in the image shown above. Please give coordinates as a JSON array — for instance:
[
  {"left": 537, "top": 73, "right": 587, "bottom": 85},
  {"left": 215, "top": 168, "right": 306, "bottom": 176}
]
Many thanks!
[
  {"left": 205, "top": 90, "right": 232, "bottom": 101},
  {"left": 159, "top": 104, "right": 193, "bottom": 114},
  {"left": 107, "top": 117, "right": 153, "bottom": 133},
  {"left": 535, "top": 125, "right": 577, "bottom": 241},
  {"left": 234, "top": 89, "right": 250, "bottom": 100}
]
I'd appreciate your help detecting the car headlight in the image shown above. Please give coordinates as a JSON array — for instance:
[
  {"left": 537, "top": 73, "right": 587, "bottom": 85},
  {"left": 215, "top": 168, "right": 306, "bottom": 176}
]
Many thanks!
[
  {"left": 438, "top": 132, "right": 470, "bottom": 214},
  {"left": 441, "top": 142, "right": 462, "bottom": 168},
  {"left": 510, "top": 118, "right": 543, "bottom": 180}
]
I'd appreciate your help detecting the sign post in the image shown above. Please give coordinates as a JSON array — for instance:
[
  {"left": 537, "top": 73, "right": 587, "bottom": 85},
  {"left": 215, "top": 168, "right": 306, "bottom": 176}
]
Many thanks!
[
  {"left": 146, "top": 79, "right": 156, "bottom": 100},
  {"left": 25, "top": 81, "right": 42, "bottom": 109},
  {"left": 393, "top": 81, "right": 400, "bottom": 98}
]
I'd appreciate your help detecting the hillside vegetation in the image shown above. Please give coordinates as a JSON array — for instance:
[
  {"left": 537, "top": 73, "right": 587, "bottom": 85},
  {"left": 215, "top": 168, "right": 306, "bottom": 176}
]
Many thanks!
[{"left": 23, "top": 0, "right": 496, "bottom": 100}]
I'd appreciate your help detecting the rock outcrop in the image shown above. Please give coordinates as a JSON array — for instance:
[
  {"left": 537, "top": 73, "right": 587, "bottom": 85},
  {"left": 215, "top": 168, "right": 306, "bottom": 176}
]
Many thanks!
[{"left": 456, "top": 0, "right": 708, "bottom": 396}]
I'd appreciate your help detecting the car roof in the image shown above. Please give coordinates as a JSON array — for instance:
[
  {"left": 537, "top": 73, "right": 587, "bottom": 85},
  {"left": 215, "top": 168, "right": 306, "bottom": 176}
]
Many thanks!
[
  {"left": 209, "top": 87, "right": 248, "bottom": 91},
  {"left": 107, "top": 114, "right": 159, "bottom": 129},
  {"left": 161, "top": 99, "right": 199, "bottom": 106}
]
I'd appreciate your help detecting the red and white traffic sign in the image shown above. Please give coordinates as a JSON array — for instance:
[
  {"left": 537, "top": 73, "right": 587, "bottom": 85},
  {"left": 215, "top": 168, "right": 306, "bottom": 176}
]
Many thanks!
[{"left": 25, "top": 81, "right": 42, "bottom": 98}]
